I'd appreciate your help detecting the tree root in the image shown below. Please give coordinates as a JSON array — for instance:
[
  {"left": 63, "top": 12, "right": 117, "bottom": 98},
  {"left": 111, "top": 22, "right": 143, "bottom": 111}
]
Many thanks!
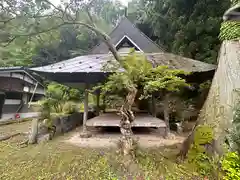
[
  {"left": 19, "top": 139, "right": 29, "bottom": 148},
  {"left": 0, "top": 133, "right": 22, "bottom": 141}
]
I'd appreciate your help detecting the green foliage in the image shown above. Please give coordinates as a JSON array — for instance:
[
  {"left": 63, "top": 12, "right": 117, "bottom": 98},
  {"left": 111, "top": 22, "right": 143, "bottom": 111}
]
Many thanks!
[
  {"left": 142, "top": 66, "right": 189, "bottom": 98},
  {"left": 0, "top": 0, "right": 124, "bottom": 67},
  {"left": 187, "top": 125, "right": 217, "bottom": 177},
  {"left": 139, "top": 0, "right": 230, "bottom": 64},
  {"left": 231, "top": 0, "right": 240, "bottom": 5},
  {"left": 62, "top": 101, "right": 78, "bottom": 115},
  {"left": 219, "top": 1, "right": 240, "bottom": 41},
  {"left": 136, "top": 148, "right": 202, "bottom": 179},
  {"left": 39, "top": 82, "right": 83, "bottom": 118},
  {"left": 219, "top": 21, "right": 240, "bottom": 41},
  {"left": 194, "top": 125, "right": 214, "bottom": 145},
  {"left": 99, "top": 52, "right": 189, "bottom": 101},
  {"left": 227, "top": 95, "right": 240, "bottom": 153},
  {"left": 199, "top": 80, "right": 211, "bottom": 93},
  {"left": 221, "top": 152, "right": 240, "bottom": 180}
]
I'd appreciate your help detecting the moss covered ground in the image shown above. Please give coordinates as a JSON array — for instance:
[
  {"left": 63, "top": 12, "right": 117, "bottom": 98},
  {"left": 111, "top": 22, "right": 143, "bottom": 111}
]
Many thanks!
[{"left": 0, "top": 121, "right": 208, "bottom": 180}]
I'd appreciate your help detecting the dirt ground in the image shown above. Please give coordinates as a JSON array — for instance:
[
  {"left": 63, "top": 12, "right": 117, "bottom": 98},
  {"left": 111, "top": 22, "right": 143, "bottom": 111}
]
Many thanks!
[
  {"left": 0, "top": 121, "right": 31, "bottom": 136},
  {"left": 0, "top": 121, "right": 185, "bottom": 149},
  {"left": 65, "top": 127, "right": 186, "bottom": 148}
]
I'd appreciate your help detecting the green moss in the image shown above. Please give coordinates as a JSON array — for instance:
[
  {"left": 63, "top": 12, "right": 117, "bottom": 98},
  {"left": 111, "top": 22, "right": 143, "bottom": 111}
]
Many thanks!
[
  {"left": 219, "top": 21, "right": 240, "bottom": 41},
  {"left": 194, "top": 125, "right": 214, "bottom": 145},
  {"left": 187, "top": 125, "right": 217, "bottom": 177}
]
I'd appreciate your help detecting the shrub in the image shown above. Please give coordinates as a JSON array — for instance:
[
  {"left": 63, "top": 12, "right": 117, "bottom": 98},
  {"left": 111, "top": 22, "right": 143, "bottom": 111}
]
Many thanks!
[
  {"left": 187, "top": 125, "right": 218, "bottom": 177},
  {"left": 227, "top": 95, "right": 240, "bottom": 153},
  {"left": 221, "top": 152, "right": 240, "bottom": 180},
  {"left": 62, "top": 102, "right": 78, "bottom": 115}
]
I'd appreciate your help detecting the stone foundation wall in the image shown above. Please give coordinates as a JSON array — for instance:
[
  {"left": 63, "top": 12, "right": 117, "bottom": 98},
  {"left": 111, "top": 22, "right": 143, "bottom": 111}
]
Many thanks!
[{"left": 38, "top": 112, "right": 96, "bottom": 140}]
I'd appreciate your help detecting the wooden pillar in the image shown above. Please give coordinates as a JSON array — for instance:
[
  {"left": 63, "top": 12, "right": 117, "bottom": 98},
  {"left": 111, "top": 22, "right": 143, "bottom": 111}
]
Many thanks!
[
  {"left": 152, "top": 94, "right": 156, "bottom": 117},
  {"left": 96, "top": 90, "right": 100, "bottom": 116},
  {"left": 163, "top": 94, "right": 170, "bottom": 137},
  {"left": 103, "top": 95, "right": 106, "bottom": 113},
  {"left": 83, "top": 84, "right": 88, "bottom": 132},
  {"left": 80, "top": 84, "right": 91, "bottom": 138}
]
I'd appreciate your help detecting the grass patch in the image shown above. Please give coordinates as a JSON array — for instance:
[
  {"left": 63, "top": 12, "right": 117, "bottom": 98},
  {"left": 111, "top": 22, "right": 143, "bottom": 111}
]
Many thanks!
[
  {"left": 0, "top": 122, "right": 206, "bottom": 179},
  {"left": 135, "top": 147, "right": 201, "bottom": 179},
  {"left": 0, "top": 139, "right": 119, "bottom": 180}
]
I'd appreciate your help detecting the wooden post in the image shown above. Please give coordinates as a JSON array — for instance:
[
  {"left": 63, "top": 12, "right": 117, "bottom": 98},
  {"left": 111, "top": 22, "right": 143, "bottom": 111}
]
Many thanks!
[
  {"left": 163, "top": 94, "right": 170, "bottom": 137},
  {"left": 80, "top": 84, "right": 91, "bottom": 138},
  {"left": 152, "top": 94, "right": 156, "bottom": 117},
  {"left": 96, "top": 90, "right": 100, "bottom": 116},
  {"left": 103, "top": 95, "right": 106, "bottom": 113}
]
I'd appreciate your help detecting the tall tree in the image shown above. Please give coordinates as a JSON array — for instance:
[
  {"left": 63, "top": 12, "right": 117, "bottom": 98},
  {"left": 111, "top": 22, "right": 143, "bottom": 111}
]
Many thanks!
[
  {"left": 179, "top": 1, "right": 240, "bottom": 159},
  {"left": 143, "top": 0, "right": 231, "bottom": 64}
]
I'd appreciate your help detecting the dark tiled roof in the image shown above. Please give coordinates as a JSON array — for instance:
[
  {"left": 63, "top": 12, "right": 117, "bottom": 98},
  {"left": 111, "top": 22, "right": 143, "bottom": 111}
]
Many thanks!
[
  {"left": 90, "top": 18, "right": 163, "bottom": 54},
  {"left": 30, "top": 52, "right": 216, "bottom": 73},
  {"left": 0, "top": 66, "right": 44, "bottom": 86}
]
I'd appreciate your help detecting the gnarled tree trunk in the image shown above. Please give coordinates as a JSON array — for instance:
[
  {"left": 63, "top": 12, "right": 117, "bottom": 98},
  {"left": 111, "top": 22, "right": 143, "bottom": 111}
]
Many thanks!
[
  {"left": 179, "top": 40, "right": 240, "bottom": 158},
  {"left": 119, "top": 87, "right": 138, "bottom": 157}
]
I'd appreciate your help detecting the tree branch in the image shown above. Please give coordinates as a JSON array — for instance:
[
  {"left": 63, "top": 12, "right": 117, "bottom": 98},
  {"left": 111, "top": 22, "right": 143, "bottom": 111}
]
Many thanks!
[
  {"left": 85, "top": 0, "right": 95, "bottom": 25},
  {"left": 2, "top": 36, "right": 16, "bottom": 47},
  {"left": 83, "top": 1, "right": 121, "bottom": 63},
  {"left": 2, "top": 0, "right": 122, "bottom": 64}
]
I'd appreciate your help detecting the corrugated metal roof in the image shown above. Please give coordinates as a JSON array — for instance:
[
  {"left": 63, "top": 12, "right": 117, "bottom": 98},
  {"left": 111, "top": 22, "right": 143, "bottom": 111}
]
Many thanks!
[
  {"left": 31, "top": 54, "right": 115, "bottom": 73},
  {"left": 30, "top": 52, "right": 216, "bottom": 73}
]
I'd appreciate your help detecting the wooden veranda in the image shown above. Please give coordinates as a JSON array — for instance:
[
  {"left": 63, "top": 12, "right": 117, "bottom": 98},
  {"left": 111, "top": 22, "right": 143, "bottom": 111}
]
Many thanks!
[
  {"left": 86, "top": 113, "right": 166, "bottom": 128},
  {"left": 86, "top": 112, "right": 167, "bottom": 136}
]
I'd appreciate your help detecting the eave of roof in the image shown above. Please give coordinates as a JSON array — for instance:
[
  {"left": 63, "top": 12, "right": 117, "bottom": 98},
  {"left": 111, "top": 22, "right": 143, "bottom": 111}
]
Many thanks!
[
  {"left": 30, "top": 52, "right": 216, "bottom": 74},
  {"left": 0, "top": 66, "right": 44, "bottom": 87}
]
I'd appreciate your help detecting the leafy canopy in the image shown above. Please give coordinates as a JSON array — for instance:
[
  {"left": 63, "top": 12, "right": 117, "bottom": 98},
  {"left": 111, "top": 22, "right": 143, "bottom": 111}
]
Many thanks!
[
  {"left": 133, "top": 0, "right": 230, "bottom": 64},
  {"left": 98, "top": 51, "right": 189, "bottom": 100}
]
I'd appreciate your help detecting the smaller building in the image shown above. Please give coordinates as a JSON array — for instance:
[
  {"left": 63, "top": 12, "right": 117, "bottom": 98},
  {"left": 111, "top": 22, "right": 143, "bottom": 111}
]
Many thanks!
[{"left": 0, "top": 67, "right": 45, "bottom": 121}]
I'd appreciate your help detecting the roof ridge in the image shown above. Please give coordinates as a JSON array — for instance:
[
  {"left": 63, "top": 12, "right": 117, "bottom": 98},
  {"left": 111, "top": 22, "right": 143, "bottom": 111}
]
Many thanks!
[
  {"left": 89, "top": 17, "right": 165, "bottom": 54},
  {"left": 128, "top": 19, "right": 165, "bottom": 51}
]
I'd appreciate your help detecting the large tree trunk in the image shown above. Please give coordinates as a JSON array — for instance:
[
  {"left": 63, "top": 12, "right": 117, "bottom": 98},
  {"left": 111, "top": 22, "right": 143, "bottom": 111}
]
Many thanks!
[
  {"left": 179, "top": 40, "right": 240, "bottom": 158},
  {"left": 119, "top": 87, "right": 138, "bottom": 158}
]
